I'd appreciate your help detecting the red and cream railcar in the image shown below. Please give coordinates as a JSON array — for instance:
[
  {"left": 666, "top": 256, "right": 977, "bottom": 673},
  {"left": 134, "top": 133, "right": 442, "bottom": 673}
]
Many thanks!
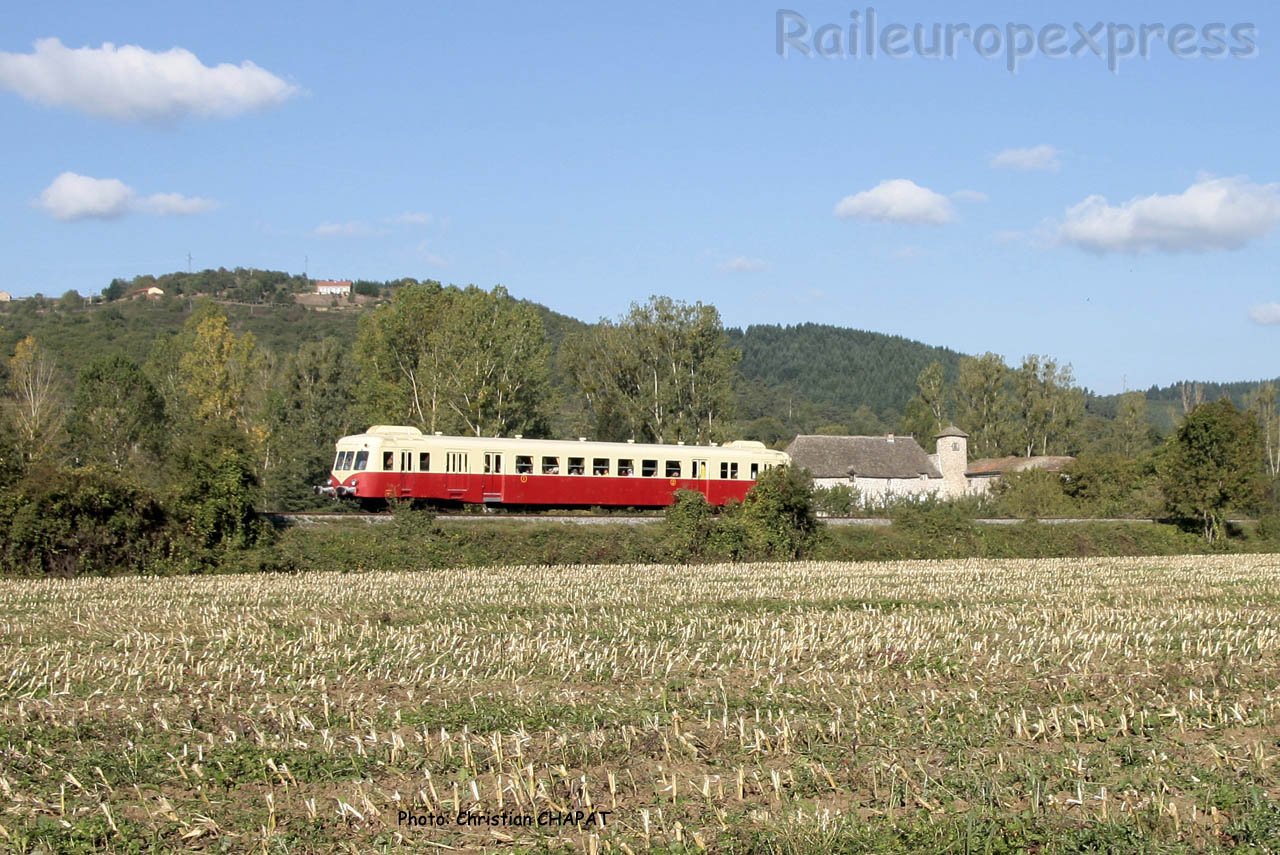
[{"left": 318, "top": 426, "right": 790, "bottom": 507}]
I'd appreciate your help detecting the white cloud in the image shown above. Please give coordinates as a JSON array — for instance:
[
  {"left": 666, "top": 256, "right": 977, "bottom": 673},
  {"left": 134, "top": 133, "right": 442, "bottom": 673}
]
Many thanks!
[
  {"left": 136, "top": 192, "right": 216, "bottom": 216},
  {"left": 952, "top": 189, "right": 989, "bottom": 202},
  {"left": 0, "top": 37, "right": 299, "bottom": 122},
  {"left": 36, "top": 172, "right": 133, "bottom": 220},
  {"left": 991, "top": 145, "right": 1061, "bottom": 171},
  {"left": 386, "top": 211, "right": 433, "bottom": 226},
  {"left": 717, "top": 256, "right": 768, "bottom": 273},
  {"left": 1057, "top": 176, "right": 1280, "bottom": 254},
  {"left": 1250, "top": 303, "right": 1280, "bottom": 325},
  {"left": 314, "top": 220, "right": 374, "bottom": 237},
  {"left": 834, "top": 179, "right": 954, "bottom": 225},
  {"left": 35, "top": 171, "right": 214, "bottom": 220}
]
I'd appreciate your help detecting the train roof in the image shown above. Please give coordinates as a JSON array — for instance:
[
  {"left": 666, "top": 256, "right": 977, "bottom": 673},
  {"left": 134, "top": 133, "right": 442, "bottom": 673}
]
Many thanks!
[{"left": 338, "top": 426, "right": 785, "bottom": 457}]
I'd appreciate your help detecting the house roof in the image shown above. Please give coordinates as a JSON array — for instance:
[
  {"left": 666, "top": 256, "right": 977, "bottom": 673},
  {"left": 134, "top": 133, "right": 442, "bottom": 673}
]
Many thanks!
[
  {"left": 936, "top": 424, "right": 969, "bottom": 438},
  {"left": 785, "top": 434, "right": 942, "bottom": 479},
  {"left": 966, "top": 455, "right": 1076, "bottom": 476}
]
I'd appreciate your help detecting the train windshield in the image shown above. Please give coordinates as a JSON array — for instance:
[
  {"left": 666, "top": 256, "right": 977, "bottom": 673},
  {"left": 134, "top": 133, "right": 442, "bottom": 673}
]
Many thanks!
[{"left": 353, "top": 450, "right": 369, "bottom": 471}]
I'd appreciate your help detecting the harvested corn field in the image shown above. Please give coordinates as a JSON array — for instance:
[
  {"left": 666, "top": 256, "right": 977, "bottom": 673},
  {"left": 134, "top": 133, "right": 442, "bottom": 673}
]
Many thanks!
[{"left": 3, "top": 556, "right": 1280, "bottom": 853}]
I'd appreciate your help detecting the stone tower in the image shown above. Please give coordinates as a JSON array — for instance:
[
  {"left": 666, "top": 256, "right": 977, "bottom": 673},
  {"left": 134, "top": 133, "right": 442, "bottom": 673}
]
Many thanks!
[{"left": 934, "top": 424, "right": 970, "bottom": 499}]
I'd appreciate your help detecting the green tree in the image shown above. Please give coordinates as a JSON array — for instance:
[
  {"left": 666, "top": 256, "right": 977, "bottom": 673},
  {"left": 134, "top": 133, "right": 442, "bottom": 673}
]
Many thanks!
[
  {"left": 68, "top": 355, "right": 165, "bottom": 471},
  {"left": 1247, "top": 382, "right": 1280, "bottom": 478},
  {"left": 169, "top": 425, "right": 267, "bottom": 553},
  {"left": 448, "top": 286, "right": 551, "bottom": 436},
  {"left": 567, "top": 296, "right": 738, "bottom": 443},
  {"left": 262, "top": 338, "right": 361, "bottom": 508},
  {"left": 102, "top": 278, "right": 129, "bottom": 301},
  {"left": 903, "top": 361, "right": 947, "bottom": 450},
  {"left": 354, "top": 283, "right": 550, "bottom": 436},
  {"left": 1012, "top": 355, "right": 1084, "bottom": 457},
  {"left": 954, "top": 352, "right": 1011, "bottom": 459},
  {"left": 1161, "top": 399, "right": 1264, "bottom": 541},
  {"left": 738, "top": 465, "right": 819, "bottom": 559},
  {"left": 1110, "top": 391, "right": 1152, "bottom": 457}
]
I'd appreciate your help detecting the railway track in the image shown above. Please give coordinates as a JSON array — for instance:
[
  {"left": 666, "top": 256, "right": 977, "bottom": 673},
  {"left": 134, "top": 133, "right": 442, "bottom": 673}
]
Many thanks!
[{"left": 264, "top": 512, "right": 1167, "bottom": 526}]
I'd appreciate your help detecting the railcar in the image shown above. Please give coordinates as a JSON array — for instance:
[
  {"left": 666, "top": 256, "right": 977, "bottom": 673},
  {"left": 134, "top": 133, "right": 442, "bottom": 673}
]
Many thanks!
[{"left": 316, "top": 426, "right": 790, "bottom": 508}]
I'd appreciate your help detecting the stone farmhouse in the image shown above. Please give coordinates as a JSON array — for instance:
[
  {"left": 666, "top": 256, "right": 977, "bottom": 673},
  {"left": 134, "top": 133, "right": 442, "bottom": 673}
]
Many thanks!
[{"left": 786, "top": 425, "right": 1073, "bottom": 502}]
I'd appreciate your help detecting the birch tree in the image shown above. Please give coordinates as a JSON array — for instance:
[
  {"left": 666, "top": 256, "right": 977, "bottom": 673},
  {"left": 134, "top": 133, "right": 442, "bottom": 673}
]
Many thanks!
[{"left": 6, "top": 336, "right": 64, "bottom": 462}]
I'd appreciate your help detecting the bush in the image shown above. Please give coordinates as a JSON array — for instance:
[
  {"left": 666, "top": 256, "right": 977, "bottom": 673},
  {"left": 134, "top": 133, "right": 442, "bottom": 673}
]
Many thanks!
[
  {"left": 738, "top": 466, "right": 820, "bottom": 560},
  {"left": 0, "top": 465, "right": 172, "bottom": 575},
  {"left": 168, "top": 428, "right": 269, "bottom": 555},
  {"left": 1062, "top": 453, "right": 1163, "bottom": 518},
  {"left": 662, "top": 489, "right": 718, "bottom": 561},
  {"left": 990, "top": 469, "right": 1074, "bottom": 519},
  {"left": 813, "top": 484, "right": 857, "bottom": 517}
]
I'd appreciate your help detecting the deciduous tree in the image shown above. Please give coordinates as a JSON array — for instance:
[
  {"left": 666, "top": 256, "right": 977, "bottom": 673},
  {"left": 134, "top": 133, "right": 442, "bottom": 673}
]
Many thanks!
[
  {"left": 954, "top": 352, "right": 1010, "bottom": 459},
  {"left": 6, "top": 336, "right": 64, "bottom": 462},
  {"left": 355, "top": 283, "right": 551, "bottom": 437},
  {"left": 69, "top": 355, "right": 165, "bottom": 471},
  {"left": 567, "top": 296, "right": 738, "bottom": 443},
  {"left": 1162, "top": 399, "right": 1263, "bottom": 541}
]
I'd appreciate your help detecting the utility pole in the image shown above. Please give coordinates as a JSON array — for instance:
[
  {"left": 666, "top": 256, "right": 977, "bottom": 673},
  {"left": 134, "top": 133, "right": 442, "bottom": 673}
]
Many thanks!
[{"left": 186, "top": 252, "right": 193, "bottom": 273}]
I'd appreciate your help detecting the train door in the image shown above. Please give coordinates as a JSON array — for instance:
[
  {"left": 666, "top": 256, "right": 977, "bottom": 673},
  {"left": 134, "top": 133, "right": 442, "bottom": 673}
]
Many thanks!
[
  {"left": 398, "top": 450, "right": 414, "bottom": 497},
  {"left": 482, "top": 451, "right": 503, "bottom": 503},
  {"left": 692, "top": 458, "right": 710, "bottom": 498},
  {"left": 445, "top": 451, "right": 469, "bottom": 498}
]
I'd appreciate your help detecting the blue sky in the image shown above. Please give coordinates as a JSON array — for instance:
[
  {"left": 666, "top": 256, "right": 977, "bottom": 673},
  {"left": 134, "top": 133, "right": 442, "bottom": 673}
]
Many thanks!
[{"left": 1, "top": 1, "right": 1277, "bottom": 394}]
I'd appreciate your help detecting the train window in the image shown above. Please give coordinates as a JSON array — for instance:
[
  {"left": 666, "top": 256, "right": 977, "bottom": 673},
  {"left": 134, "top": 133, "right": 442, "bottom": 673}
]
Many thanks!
[
  {"left": 343, "top": 451, "right": 355, "bottom": 470},
  {"left": 720, "top": 462, "right": 728, "bottom": 479},
  {"left": 446, "top": 452, "right": 468, "bottom": 473},
  {"left": 567, "top": 457, "right": 584, "bottom": 475},
  {"left": 401, "top": 451, "right": 412, "bottom": 471},
  {"left": 592, "top": 458, "right": 610, "bottom": 475},
  {"left": 334, "top": 452, "right": 343, "bottom": 471},
  {"left": 750, "top": 462, "right": 759, "bottom": 479},
  {"left": 419, "top": 452, "right": 430, "bottom": 471},
  {"left": 516, "top": 455, "right": 534, "bottom": 474},
  {"left": 383, "top": 451, "right": 394, "bottom": 471},
  {"left": 730, "top": 462, "right": 739, "bottom": 479},
  {"left": 541, "top": 456, "right": 560, "bottom": 474},
  {"left": 692, "top": 460, "right": 707, "bottom": 479},
  {"left": 641, "top": 459, "right": 658, "bottom": 477},
  {"left": 618, "top": 458, "right": 634, "bottom": 476},
  {"left": 665, "top": 460, "right": 682, "bottom": 478},
  {"left": 484, "top": 452, "right": 502, "bottom": 474},
  {"left": 354, "top": 451, "right": 369, "bottom": 471}
]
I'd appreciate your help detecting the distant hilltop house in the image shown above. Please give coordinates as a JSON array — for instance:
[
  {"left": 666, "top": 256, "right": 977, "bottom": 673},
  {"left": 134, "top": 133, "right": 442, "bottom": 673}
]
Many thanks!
[
  {"left": 315, "top": 280, "right": 353, "bottom": 296},
  {"left": 0, "top": 290, "right": 11, "bottom": 302},
  {"left": 129, "top": 286, "right": 164, "bottom": 299},
  {"left": 786, "top": 426, "right": 1074, "bottom": 502}
]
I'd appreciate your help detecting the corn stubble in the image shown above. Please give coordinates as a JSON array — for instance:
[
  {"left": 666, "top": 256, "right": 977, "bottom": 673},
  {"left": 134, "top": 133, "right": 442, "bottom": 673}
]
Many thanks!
[{"left": 1, "top": 555, "right": 1279, "bottom": 853}]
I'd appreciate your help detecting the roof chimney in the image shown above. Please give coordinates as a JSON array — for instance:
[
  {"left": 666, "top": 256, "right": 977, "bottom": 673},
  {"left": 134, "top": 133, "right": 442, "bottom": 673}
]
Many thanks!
[{"left": 886, "top": 433, "right": 895, "bottom": 444}]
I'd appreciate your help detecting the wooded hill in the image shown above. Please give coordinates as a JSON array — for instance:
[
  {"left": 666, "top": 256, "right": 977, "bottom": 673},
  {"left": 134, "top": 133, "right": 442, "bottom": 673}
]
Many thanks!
[{"left": 1, "top": 268, "right": 1268, "bottom": 444}]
